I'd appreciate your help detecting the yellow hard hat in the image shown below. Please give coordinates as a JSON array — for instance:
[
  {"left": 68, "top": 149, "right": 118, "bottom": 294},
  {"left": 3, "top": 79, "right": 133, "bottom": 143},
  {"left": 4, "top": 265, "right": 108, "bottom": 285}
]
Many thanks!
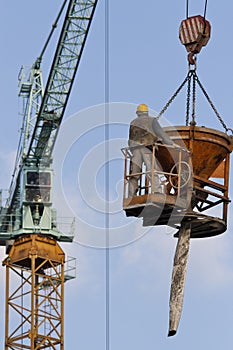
[{"left": 136, "top": 103, "right": 148, "bottom": 113}]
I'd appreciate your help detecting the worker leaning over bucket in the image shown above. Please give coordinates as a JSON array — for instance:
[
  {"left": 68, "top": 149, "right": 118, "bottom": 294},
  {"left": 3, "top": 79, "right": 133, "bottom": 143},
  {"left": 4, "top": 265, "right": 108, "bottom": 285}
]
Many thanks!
[{"left": 128, "top": 103, "right": 175, "bottom": 197}]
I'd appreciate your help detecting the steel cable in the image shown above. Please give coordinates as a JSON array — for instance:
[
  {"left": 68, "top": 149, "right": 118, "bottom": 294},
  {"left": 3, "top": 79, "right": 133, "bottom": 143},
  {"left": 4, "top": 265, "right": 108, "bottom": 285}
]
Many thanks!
[{"left": 37, "top": 0, "right": 69, "bottom": 65}]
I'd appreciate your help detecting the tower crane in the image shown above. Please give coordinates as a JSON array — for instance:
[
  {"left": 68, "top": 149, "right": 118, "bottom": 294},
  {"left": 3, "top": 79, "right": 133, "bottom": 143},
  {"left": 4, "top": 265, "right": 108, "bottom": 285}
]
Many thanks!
[{"left": 1, "top": 1, "right": 98, "bottom": 348}]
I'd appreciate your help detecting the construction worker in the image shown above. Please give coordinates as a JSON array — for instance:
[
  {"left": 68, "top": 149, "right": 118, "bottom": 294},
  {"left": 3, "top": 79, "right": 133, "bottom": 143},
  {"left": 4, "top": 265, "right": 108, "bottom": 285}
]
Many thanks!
[{"left": 128, "top": 103, "right": 175, "bottom": 197}]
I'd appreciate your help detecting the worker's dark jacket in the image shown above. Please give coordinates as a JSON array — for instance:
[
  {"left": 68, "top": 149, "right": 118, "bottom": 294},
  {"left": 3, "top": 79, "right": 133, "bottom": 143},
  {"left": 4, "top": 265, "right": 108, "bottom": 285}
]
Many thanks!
[{"left": 128, "top": 115, "right": 159, "bottom": 148}]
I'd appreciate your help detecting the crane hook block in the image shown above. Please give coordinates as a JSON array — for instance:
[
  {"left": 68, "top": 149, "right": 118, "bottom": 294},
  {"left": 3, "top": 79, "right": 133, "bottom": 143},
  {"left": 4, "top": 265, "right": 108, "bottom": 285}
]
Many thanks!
[{"left": 179, "top": 15, "right": 211, "bottom": 55}]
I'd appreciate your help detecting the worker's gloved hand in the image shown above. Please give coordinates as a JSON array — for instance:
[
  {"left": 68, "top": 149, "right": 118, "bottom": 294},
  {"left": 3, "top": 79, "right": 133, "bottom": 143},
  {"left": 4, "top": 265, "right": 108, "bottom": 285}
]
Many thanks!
[
  {"left": 172, "top": 143, "right": 188, "bottom": 152},
  {"left": 172, "top": 142, "right": 181, "bottom": 148}
]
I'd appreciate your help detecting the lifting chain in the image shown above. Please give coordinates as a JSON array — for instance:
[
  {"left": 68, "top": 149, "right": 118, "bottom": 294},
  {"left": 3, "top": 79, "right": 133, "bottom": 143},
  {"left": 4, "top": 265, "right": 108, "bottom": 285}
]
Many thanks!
[
  {"left": 185, "top": 69, "right": 197, "bottom": 126},
  {"left": 195, "top": 74, "right": 232, "bottom": 133},
  {"left": 186, "top": 77, "right": 191, "bottom": 126},
  {"left": 157, "top": 74, "right": 190, "bottom": 119},
  {"left": 191, "top": 71, "right": 196, "bottom": 125},
  {"left": 157, "top": 67, "right": 232, "bottom": 135},
  {"left": 158, "top": 70, "right": 194, "bottom": 123}
]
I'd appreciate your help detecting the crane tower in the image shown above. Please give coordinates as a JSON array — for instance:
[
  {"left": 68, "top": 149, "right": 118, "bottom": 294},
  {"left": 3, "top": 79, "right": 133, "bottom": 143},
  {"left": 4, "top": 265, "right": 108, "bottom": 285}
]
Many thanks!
[{"left": 1, "top": 1, "right": 98, "bottom": 348}]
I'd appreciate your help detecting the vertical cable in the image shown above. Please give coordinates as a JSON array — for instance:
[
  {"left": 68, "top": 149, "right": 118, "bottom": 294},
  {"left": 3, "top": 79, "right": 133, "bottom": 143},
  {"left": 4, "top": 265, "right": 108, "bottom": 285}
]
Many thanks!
[
  {"left": 104, "top": 1, "right": 110, "bottom": 350},
  {"left": 186, "top": 0, "right": 189, "bottom": 18},
  {"left": 203, "top": 0, "right": 208, "bottom": 19}
]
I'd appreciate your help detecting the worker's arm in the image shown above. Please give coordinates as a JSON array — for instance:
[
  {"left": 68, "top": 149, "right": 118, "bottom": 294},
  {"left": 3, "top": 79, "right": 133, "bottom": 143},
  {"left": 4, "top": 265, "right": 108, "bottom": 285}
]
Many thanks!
[{"left": 152, "top": 118, "right": 174, "bottom": 145}]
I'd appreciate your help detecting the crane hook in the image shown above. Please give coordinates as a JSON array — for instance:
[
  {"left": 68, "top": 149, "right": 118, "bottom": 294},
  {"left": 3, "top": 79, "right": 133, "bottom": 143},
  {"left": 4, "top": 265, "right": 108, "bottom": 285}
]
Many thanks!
[{"left": 188, "top": 53, "right": 197, "bottom": 69}]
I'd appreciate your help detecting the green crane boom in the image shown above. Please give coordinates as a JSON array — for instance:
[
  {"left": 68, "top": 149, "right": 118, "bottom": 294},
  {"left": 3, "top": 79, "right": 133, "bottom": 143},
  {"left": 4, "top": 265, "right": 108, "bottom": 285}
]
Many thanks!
[
  {"left": 0, "top": 0, "right": 98, "bottom": 246},
  {"left": 28, "top": 0, "right": 98, "bottom": 164}
]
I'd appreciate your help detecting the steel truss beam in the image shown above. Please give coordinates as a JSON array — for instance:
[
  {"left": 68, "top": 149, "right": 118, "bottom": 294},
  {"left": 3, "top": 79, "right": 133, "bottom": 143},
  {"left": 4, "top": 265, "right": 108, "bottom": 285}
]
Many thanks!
[{"left": 27, "top": 0, "right": 98, "bottom": 164}]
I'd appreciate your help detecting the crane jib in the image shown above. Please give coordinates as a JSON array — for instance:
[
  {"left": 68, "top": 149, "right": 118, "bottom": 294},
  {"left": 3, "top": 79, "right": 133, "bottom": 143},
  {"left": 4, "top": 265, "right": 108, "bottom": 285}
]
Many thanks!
[{"left": 27, "top": 0, "right": 98, "bottom": 163}]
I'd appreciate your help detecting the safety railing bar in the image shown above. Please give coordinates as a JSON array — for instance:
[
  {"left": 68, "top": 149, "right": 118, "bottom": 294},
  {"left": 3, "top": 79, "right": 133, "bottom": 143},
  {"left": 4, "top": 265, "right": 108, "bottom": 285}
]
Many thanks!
[
  {"left": 193, "top": 175, "right": 226, "bottom": 192},
  {"left": 122, "top": 142, "right": 191, "bottom": 199},
  {"left": 126, "top": 170, "right": 179, "bottom": 178},
  {"left": 194, "top": 185, "right": 230, "bottom": 201}
]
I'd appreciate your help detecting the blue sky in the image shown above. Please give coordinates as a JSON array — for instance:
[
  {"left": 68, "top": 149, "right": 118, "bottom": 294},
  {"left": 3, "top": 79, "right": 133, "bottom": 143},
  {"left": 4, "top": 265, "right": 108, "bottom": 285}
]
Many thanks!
[{"left": 1, "top": 0, "right": 233, "bottom": 349}]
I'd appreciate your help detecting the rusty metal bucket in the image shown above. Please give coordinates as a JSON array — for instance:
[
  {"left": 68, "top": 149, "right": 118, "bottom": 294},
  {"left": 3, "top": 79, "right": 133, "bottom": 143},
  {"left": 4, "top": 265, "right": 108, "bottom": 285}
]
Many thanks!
[{"left": 163, "top": 126, "right": 233, "bottom": 179}]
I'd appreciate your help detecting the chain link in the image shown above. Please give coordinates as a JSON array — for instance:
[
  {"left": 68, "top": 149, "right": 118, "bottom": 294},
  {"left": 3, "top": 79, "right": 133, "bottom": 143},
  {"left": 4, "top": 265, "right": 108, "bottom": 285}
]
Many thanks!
[
  {"left": 157, "top": 74, "right": 190, "bottom": 119},
  {"left": 186, "top": 75, "right": 191, "bottom": 125},
  {"left": 195, "top": 75, "right": 229, "bottom": 132},
  {"left": 157, "top": 68, "right": 231, "bottom": 134},
  {"left": 192, "top": 71, "right": 196, "bottom": 125}
]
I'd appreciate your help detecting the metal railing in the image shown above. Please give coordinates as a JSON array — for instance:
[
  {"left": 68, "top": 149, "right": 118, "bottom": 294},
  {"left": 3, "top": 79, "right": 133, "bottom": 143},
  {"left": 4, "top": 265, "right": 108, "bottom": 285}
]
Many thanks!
[
  {"left": 0, "top": 213, "right": 75, "bottom": 233},
  {"left": 192, "top": 175, "right": 230, "bottom": 222},
  {"left": 64, "top": 256, "right": 76, "bottom": 281},
  {"left": 122, "top": 143, "right": 192, "bottom": 201}
]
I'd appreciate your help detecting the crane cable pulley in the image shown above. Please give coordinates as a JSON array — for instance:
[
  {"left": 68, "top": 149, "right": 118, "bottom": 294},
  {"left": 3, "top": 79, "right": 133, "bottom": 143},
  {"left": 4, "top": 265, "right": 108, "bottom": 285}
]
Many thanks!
[{"left": 182, "top": 0, "right": 210, "bottom": 65}]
